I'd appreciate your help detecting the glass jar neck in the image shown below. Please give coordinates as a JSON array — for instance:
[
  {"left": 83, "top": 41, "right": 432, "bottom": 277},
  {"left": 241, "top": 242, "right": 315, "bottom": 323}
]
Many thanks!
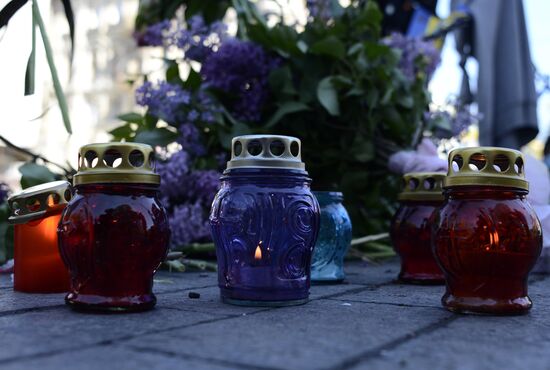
[
  {"left": 313, "top": 191, "right": 343, "bottom": 205},
  {"left": 75, "top": 183, "right": 159, "bottom": 196},
  {"left": 222, "top": 168, "right": 311, "bottom": 186},
  {"left": 444, "top": 185, "right": 528, "bottom": 200}
]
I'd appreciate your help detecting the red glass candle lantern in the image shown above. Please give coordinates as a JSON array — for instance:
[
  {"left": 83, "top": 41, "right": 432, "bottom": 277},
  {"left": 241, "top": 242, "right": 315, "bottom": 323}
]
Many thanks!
[
  {"left": 390, "top": 172, "right": 445, "bottom": 284},
  {"left": 8, "top": 181, "right": 71, "bottom": 293},
  {"left": 433, "top": 147, "right": 542, "bottom": 315},
  {"left": 58, "top": 143, "right": 170, "bottom": 312}
]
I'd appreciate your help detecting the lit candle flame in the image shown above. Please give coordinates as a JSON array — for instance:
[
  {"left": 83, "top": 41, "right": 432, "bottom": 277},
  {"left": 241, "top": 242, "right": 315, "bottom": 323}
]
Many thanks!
[
  {"left": 485, "top": 228, "right": 499, "bottom": 251},
  {"left": 490, "top": 229, "right": 499, "bottom": 247},
  {"left": 254, "top": 242, "right": 262, "bottom": 260}
]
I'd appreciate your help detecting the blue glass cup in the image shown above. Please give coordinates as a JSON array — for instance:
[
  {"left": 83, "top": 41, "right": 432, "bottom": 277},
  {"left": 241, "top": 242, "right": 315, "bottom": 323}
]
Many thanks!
[
  {"left": 311, "top": 191, "right": 352, "bottom": 283},
  {"left": 210, "top": 135, "right": 320, "bottom": 307}
]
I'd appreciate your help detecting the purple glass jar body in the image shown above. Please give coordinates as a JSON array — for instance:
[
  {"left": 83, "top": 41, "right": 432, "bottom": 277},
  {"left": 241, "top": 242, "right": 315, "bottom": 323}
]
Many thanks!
[
  {"left": 58, "top": 184, "right": 170, "bottom": 312},
  {"left": 210, "top": 168, "right": 320, "bottom": 306}
]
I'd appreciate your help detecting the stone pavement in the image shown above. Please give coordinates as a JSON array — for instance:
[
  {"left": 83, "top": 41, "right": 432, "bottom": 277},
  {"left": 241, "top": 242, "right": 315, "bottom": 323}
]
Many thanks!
[{"left": 1, "top": 260, "right": 550, "bottom": 370}]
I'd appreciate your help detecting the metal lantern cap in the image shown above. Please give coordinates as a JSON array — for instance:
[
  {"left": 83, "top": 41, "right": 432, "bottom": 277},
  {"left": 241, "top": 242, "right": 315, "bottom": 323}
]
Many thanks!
[
  {"left": 226, "top": 135, "right": 306, "bottom": 170},
  {"left": 398, "top": 172, "right": 446, "bottom": 201},
  {"left": 8, "top": 180, "right": 72, "bottom": 224},
  {"left": 73, "top": 142, "right": 160, "bottom": 186},
  {"left": 444, "top": 147, "right": 528, "bottom": 190}
]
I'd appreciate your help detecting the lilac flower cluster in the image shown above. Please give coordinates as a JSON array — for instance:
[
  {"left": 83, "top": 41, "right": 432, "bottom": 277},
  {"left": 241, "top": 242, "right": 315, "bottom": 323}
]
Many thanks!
[
  {"left": 172, "top": 16, "right": 228, "bottom": 62},
  {"left": 307, "top": 0, "right": 333, "bottom": 22},
  {"left": 138, "top": 20, "right": 171, "bottom": 47},
  {"left": 156, "top": 150, "right": 221, "bottom": 247},
  {"left": 0, "top": 183, "right": 9, "bottom": 204},
  {"left": 136, "top": 81, "right": 191, "bottom": 124},
  {"left": 384, "top": 33, "right": 441, "bottom": 81},
  {"left": 426, "top": 105, "right": 479, "bottom": 138},
  {"left": 169, "top": 202, "right": 211, "bottom": 248},
  {"left": 201, "top": 39, "right": 280, "bottom": 123}
]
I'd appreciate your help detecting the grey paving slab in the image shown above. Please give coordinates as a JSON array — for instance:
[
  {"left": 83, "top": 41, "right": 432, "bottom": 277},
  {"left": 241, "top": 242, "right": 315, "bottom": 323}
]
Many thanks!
[
  {"left": 0, "top": 345, "right": 242, "bottom": 370},
  {"left": 0, "top": 291, "right": 65, "bottom": 313},
  {"left": 330, "top": 281, "right": 444, "bottom": 309},
  {"left": 0, "top": 305, "right": 224, "bottom": 364},
  {"left": 343, "top": 260, "right": 400, "bottom": 286},
  {"left": 124, "top": 297, "right": 452, "bottom": 370},
  {"left": 160, "top": 286, "right": 268, "bottom": 316},
  {"left": 153, "top": 271, "right": 217, "bottom": 293},
  {"left": 0, "top": 261, "right": 549, "bottom": 370}
]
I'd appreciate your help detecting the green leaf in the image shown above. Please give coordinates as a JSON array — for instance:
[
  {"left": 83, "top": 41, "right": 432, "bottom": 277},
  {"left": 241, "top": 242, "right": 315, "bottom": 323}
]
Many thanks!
[
  {"left": 144, "top": 113, "right": 159, "bottom": 130},
  {"left": 33, "top": 1, "right": 72, "bottom": 134},
  {"left": 265, "top": 102, "right": 310, "bottom": 128},
  {"left": 134, "top": 128, "right": 178, "bottom": 147},
  {"left": 0, "top": 203, "right": 14, "bottom": 264},
  {"left": 351, "top": 136, "right": 374, "bottom": 162},
  {"left": 24, "top": 11, "right": 36, "bottom": 96},
  {"left": 165, "top": 60, "right": 181, "bottom": 84},
  {"left": 317, "top": 77, "right": 340, "bottom": 116},
  {"left": 109, "top": 123, "right": 134, "bottom": 140},
  {"left": 310, "top": 36, "right": 346, "bottom": 59},
  {"left": 117, "top": 112, "right": 143, "bottom": 125},
  {"left": 268, "top": 66, "right": 296, "bottom": 96},
  {"left": 183, "top": 67, "right": 202, "bottom": 91},
  {"left": 19, "top": 162, "right": 57, "bottom": 189},
  {"left": 397, "top": 95, "right": 414, "bottom": 109}
]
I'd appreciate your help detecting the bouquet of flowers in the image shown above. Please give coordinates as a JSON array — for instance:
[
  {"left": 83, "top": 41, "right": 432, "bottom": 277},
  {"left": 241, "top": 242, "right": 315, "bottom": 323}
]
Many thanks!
[{"left": 113, "top": 0, "right": 442, "bottom": 252}]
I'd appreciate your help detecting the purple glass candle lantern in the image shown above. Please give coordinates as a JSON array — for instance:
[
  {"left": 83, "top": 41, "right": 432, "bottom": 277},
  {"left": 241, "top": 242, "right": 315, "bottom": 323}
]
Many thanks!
[{"left": 210, "top": 135, "right": 320, "bottom": 306}]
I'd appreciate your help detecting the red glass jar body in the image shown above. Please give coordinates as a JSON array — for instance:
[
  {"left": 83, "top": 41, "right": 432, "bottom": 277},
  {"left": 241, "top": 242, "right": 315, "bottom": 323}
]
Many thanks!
[
  {"left": 433, "top": 186, "right": 542, "bottom": 315},
  {"left": 390, "top": 201, "right": 445, "bottom": 284},
  {"left": 58, "top": 184, "right": 170, "bottom": 312},
  {"left": 14, "top": 210, "right": 70, "bottom": 293}
]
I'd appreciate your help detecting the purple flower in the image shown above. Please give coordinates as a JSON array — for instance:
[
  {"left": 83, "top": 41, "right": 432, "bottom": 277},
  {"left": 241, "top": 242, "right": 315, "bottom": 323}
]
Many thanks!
[
  {"left": 425, "top": 105, "right": 479, "bottom": 138},
  {"left": 136, "top": 81, "right": 191, "bottom": 124},
  {"left": 187, "top": 110, "right": 200, "bottom": 122},
  {"left": 169, "top": 202, "right": 211, "bottom": 247},
  {"left": 452, "top": 107, "right": 479, "bottom": 136},
  {"left": 307, "top": 0, "right": 333, "bottom": 22},
  {"left": 0, "top": 183, "right": 9, "bottom": 204},
  {"left": 188, "top": 170, "right": 220, "bottom": 205},
  {"left": 384, "top": 33, "right": 440, "bottom": 80},
  {"left": 177, "top": 123, "right": 206, "bottom": 156},
  {"left": 156, "top": 150, "right": 191, "bottom": 200},
  {"left": 201, "top": 39, "right": 280, "bottom": 123},
  {"left": 137, "top": 20, "right": 171, "bottom": 47},
  {"left": 172, "top": 15, "right": 228, "bottom": 62}
]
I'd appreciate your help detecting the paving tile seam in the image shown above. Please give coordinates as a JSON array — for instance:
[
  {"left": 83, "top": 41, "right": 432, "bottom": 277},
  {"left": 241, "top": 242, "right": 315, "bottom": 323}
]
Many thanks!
[
  {"left": 126, "top": 345, "right": 288, "bottom": 370},
  {"left": 325, "top": 297, "right": 443, "bottom": 310},
  {"left": 0, "top": 304, "right": 66, "bottom": 317},
  {"left": 326, "top": 315, "right": 460, "bottom": 370},
  {"left": 154, "top": 283, "right": 219, "bottom": 295},
  {"left": 0, "top": 307, "right": 273, "bottom": 365},
  {"left": 309, "top": 283, "right": 394, "bottom": 302}
]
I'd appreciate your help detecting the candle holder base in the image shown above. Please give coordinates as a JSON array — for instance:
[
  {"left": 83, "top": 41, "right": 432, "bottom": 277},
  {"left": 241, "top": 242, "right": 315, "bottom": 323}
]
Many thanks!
[
  {"left": 311, "top": 278, "right": 345, "bottom": 285},
  {"left": 442, "top": 293, "right": 532, "bottom": 316},
  {"left": 222, "top": 297, "right": 309, "bottom": 307},
  {"left": 65, "top": 292, "right": 157, "bottom": 313}
]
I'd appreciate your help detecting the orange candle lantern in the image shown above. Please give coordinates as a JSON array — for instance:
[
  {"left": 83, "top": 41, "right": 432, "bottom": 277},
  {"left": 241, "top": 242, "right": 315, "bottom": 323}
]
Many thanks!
[{"left": 8, "top": 181, "right": 71, "bottom": 293}]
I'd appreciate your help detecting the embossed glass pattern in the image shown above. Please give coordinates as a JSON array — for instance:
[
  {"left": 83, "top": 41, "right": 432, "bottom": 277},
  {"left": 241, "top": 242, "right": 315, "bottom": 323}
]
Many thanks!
[
  {"left": 210, "top": 168, "right": 320, "bottom": 306},
  {"left": 391, "top": 200, "right": 445, "bottom": 284},
  {"left": 58, "top": 184, "right": 170, "bottom": 312},
  {"left": 311, "top": 192, "right": 352, "bottom": 283},
  {"left": 433, "top": 186, "right": 542, "bottom": 314}
]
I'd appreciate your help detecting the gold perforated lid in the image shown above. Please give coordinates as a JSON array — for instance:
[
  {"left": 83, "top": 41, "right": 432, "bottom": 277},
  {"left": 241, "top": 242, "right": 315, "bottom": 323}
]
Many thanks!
[
  {"left": 398, "top": 172, "right": 445, "bottom": 201},
  {"left": 226, "top": 135, "right": 306, "bottom": 171},
  {"left": 8, "top": 181, "right": 72, "bottom": 224},
  {"left": 444, "top": 147, "right": 528, "bottom": 190},
  {"left": 73, "top": 142, "right": 160, "bottom": 185}
]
